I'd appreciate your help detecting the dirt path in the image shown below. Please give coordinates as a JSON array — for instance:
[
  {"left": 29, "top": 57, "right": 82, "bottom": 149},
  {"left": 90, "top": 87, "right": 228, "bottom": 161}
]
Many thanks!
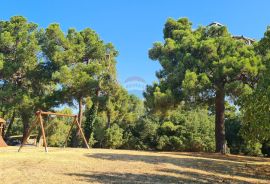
[{"left": 0, "top": 146, "right": 270, "bottom": 183}]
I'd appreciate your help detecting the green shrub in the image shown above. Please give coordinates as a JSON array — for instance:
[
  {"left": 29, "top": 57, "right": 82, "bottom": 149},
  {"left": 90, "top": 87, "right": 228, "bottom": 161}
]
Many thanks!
[
  {"left": 47, "top": 119, "right": 70, "bottom": 147},
  {"left": 159, "top": 121, "right": 176, "bottom": 135},
  {"left": 157, "top": 135, "right": 170, "bottom": 150},
  {"left": 225, "top": 117, "right": 244, "bottom": 154},
  {"left": 170, "top": 136, "right": 184, "bottom": 150},
  {"left": 88, "top": 133, "right": 97, "bottom": 148},
  {"left": 158, "top": 108, "right": 215, "bottom": 152},
  {"left": 104, "top": 124, "right": 123, "bottom": 148},
  {"left": 127, "top": 117, "right": 159, "bottom": 150},
  {"left": 242, "top": 141, "right": 262, "bottom": 156}
]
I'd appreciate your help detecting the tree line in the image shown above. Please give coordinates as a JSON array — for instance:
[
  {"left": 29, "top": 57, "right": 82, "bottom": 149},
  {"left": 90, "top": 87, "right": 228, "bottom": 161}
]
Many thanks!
[{"left": 0, "top": 16, "right": 270, "bottom": 156}]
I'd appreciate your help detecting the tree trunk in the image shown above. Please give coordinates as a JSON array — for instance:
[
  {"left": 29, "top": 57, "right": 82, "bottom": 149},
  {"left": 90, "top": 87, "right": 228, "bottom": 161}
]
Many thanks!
[
  {"left": 1, "top": 111, "right": 6, "bottom": 137},
  {"left": 215, "top": 88, "right": 226, "bottom": 153},
  {"left": 78, "top": 97, "right": 83, "bottom": 126},
  {"left": 71, "top": 97, "right": 84, "bottom": 147},
  {"left": 4, "top": 111, "right": 16, "bottom": 139},
  {"left": 21, "top": 112, "right": 30, "bottom": 142}
]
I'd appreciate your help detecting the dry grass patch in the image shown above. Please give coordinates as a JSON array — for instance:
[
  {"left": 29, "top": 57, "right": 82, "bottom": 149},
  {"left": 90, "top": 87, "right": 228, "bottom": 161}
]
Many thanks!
[{"left": 0, "top": 146, "right": 270, "bottom": 183}]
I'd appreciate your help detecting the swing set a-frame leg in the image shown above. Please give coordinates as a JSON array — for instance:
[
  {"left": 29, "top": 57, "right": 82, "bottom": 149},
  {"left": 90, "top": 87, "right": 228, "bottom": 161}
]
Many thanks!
[
  {"left": 75, "top": 117, "right": 90, "bottom": 149},
  {"left": 38, "top": 113, "right": 48, "bottom": 152}
]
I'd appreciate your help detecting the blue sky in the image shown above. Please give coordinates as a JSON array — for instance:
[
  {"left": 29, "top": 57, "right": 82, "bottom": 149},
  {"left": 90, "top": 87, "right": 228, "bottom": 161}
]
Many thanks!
[{"left": 1, "top": 0, "right": 270, "bottom": 96}]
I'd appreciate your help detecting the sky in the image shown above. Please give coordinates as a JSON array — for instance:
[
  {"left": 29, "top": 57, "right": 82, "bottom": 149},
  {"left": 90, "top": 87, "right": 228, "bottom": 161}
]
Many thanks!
[{"left": 1, "top": 0, "right": 270, "bottom": 97}]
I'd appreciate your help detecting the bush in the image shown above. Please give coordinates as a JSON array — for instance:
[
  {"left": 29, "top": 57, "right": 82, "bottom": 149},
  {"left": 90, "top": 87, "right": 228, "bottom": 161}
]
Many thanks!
[
  {"left": 157, "top": 135, "right": 170, "bottom": 150},
  {"left": 126, "top": 107, "right": 215, "bottom": 152},
  {"left": 88, "top": 133, "right": 97, "bottom": 148},
  {"left": 125, "top": 117, "right": 159, "bottom": 150},
  {"left": 159, "top": 108, "right": 215, "bottom": 152},
  {"left": 47, "top": 119, "right": 70, "bottom": 147},
  {"left": 159, "top": 121, "right": 176, "bottom": 135},
  {"left": 242, "top": 141, "right": 262, "bottom": 156},
  {"left": 139, "top": 118, "right": 159, "bottom": 148},
  {"left": 104, "top": 124, "right": 123, "bottom": 148}
]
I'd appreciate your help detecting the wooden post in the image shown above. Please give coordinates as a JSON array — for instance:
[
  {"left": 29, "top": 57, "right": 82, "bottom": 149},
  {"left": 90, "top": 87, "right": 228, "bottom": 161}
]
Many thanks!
[
  {"left": 74, "top": 117, "right": 90, "bottom": 149},
  {"left": 64, "top": 118, "right": 76, "bottom": 148},
  {"left": 38, "top": 112, "right": 48, "bottom": 152},
  {"left": 18, "top": 117, "right": 38, "bottom": 152},
  {"left": 0, "top": 123, "right": 3, "bottom": 135}
]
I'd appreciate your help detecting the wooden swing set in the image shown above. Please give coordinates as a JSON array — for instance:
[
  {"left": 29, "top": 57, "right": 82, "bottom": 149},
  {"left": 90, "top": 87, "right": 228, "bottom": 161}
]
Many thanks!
[{"left": 18, "top": 110, "right": 90, "bottom": 152}]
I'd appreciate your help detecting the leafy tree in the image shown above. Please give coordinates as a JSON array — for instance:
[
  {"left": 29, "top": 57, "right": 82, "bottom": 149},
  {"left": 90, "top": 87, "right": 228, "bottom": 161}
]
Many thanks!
[
  {"left": 41, "top": 24, "right": 117, "bottom": 146},
  {"left": 143, "top": 83, "right": 175, "bottom": 116},
  {"left": 240, "top": 27, "right": 270, "bottom": 155},
  {"left": 148, "top": 18, "right": 263, "bottom": 152},
  {"left": 84, "top": 100, "right": 99, "bottom": 143},
  {"left": 87, "top": 89, "right": 144, "bottom": 148},
  {"left": 84, "top": 43, "right": 119, "bottom": 142},
  {"left": 0, "top": 16, "right": 55, "bottom": 138}
]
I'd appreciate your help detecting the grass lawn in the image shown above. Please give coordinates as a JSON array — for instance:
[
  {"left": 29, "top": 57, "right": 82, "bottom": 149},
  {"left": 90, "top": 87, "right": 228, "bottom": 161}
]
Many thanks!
[{"left": 0, "top": 146, "right": 270, "bottom": 184}]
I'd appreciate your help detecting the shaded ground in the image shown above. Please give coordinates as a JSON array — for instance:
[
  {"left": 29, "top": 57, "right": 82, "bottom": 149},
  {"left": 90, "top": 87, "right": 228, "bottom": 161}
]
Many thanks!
[{"left": 0, "top": 146, "right": 269, "bottom": 184}]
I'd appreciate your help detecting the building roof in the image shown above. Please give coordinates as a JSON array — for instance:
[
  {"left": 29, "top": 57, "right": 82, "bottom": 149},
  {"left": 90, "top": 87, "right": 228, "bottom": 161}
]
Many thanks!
[
  {"left": 207, "top": 22, "right": 256, "bottom": 45},
  {"left": 232, "top": 35, "right": 256, "bottom": 45},
  {"left": 207, "top": 22, "right": 224, "bottom": 27}
]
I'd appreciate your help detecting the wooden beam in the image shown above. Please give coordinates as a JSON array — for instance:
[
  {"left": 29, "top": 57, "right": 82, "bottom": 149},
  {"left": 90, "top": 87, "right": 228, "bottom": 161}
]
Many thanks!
[{"left": 38, "top": 111, "right": 77, "bottom": 117}]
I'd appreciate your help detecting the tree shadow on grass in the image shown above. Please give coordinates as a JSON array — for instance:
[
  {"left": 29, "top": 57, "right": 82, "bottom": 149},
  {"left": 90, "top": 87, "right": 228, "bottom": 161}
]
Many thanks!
[
  {"left": 66, "top": 170, "right": 264, "bottom": 184},
  {"left": 66, "top": 172, "right": 186, "bottom": 184},
  {"left": 84, "top": 153, "right": 270, "bottom": 182},
  {"left": 163, "top": 152, "right": 270, "bottom": 163}
]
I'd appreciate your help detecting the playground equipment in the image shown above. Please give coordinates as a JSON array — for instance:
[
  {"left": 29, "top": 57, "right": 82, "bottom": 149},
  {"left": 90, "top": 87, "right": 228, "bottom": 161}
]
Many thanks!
[
  {"left": 0, "top": 118, "right": 7, "bottom": 147},
  {"left": 18, "top": 110, "right": 90, "bottom": 152}
]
